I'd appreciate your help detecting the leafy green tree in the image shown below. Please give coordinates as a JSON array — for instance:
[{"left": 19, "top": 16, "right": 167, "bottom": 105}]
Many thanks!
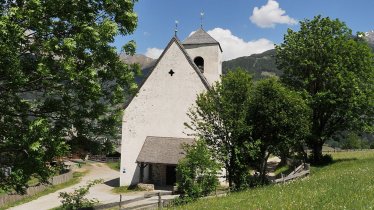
[
  {"left": 186, "top": 69, "right": 258, "bottom": 190},
  {"left": 276, "top": 15, "right": 374, "bottom": 163},
  {"left": 341, "top": 133, "right": 361, "bottom": 149},
  {"left": 246, "top": 78, "right": 310, "bottom": 182},
  {"left": 176, "top": 139, "right": 221, "bottom": 201},
  {"left": 102, "top": 138, "right": 116, "bottom": 155},
  {"left": 0, "top": 0, "right": 138, "bottom": 192},
  {"left": 341, "top": 132, "right": 366, "bottom": 149}
]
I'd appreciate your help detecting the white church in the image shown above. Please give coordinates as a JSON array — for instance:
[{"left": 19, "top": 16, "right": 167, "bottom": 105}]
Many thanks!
[{"left": 120, "top": 28, "right": 223, "bottom": 186}]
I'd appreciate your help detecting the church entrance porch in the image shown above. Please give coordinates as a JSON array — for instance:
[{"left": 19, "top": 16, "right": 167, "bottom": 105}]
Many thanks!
[
  {"left": 138, "top": 163, "right": 177, "bottom": 186},
  {"left": 135, "top": 136, "right": 194, "bottom": 186},
  {"left": 166, "top": 165, "right": 176, "bottom": 185}
]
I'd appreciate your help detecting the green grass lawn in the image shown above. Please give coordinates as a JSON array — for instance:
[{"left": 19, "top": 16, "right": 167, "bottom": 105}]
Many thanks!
[
  {"left": 111, "top": 185, "right": 144, "bottom": 194},
  {"left": 106, "top": 161, "right": 120, "bottom": 171},
  {"left": 273, "top": 164, "right": 291, "bottom": 177},
  {"left": 0, "top": 189, "right": 6, "bottom": 196},
  {"left": 178, "top": 151, "right": 374, "bottom": 210}
]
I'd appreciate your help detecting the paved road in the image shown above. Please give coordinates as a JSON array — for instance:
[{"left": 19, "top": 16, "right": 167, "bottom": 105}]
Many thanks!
[{"left": 9, "top": 162, "right": 126, "bottom": 210}]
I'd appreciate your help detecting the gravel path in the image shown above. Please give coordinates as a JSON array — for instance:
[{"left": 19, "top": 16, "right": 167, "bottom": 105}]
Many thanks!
[
  {"left": 9, "top": 162, "right": 125, "bottom": 210},
  {"left": 8, "top": 162, "right": 178, "bottom": 210}
]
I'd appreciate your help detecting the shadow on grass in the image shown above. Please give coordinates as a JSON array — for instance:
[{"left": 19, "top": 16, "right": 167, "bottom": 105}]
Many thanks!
[
  {"left": 312, "top": 157, "right": 358, "bottom": 168},
  {"left": 333, "top": 158, "right": 358, "bottom": 163}
]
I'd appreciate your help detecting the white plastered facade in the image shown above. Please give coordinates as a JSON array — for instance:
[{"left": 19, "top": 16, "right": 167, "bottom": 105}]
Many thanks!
[
  {"left": 184, "top": 44, "right": 222, "bottom": 85},
  {"left": 120, "top": 35, "right": 222, "bottom": 186}
]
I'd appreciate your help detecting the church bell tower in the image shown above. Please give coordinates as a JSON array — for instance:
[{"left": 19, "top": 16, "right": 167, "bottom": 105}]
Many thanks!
[{"left": 182, "top": 28, "right": 223, "bottom": 85}]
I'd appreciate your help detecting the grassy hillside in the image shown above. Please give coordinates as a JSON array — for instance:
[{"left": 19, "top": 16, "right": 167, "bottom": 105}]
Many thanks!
[
  {"left": 179, "top": 151, "right": 374, "bottom": 209},
  {"left": 222, "top": 49, "right": 281, "bottom": 80},
  {"left": 363, "top": 31, "right": 374, "bottom": 51},
  {"left": 222, "top": 32, "right": 374, "bottom": 80}
]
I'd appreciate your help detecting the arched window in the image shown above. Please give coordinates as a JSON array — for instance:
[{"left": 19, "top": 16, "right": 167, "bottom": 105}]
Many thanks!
[{"left": 194, "top": 56, "right": 204, "bottom": 73}]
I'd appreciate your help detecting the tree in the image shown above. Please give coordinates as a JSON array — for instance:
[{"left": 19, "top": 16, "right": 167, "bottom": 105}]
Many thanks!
[
  {"left": 276, "top": 15, "right": 374, "bottom": 163},
  {"left": 186, "top": 69, "right": 257, "bottom": 190},
  {"left": 246, "top": 78, "right": 310, "bottom": 182},
  {"left": 0, "top": 0, "right": 138, "bottom": 193},
  {"left": 341, "top": 132, "right": 362, "bottom": 149},
  {"left": 176, "top": 139, "right": 221, "bottom": 201}
]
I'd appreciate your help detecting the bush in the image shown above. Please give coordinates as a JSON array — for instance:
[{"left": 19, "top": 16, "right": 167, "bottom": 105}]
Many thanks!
[
  {"left": 59, "top": 179, "right": 103, "bottom": 210},
  {"left": 309, "top": 154, "right": 333, "bottom": 166},
  {"left": 176, "top": 140, "right": 221, "bottom": 201}
]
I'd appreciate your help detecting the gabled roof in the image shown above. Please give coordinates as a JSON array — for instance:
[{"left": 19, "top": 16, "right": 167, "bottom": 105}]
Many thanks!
[
  {"left": 136, "top": 136, "right": 195, "bottom": 165},
  {"left": 165, "top": 36, "right": 211, "bottom": 89},
  {"left": 182, "top": 28, "right": 223, "bottom": 52},
  {"left": 124, "top": 36, "right": 211, "bottom": 109}
]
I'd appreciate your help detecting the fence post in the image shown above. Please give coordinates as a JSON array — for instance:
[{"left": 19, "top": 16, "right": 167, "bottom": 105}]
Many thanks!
[
  {"left": 119, "top": 194, "right": 122, "bottom": 209},
  {"left": 158, "top": 192, "right": 162, "bottom": 209}
]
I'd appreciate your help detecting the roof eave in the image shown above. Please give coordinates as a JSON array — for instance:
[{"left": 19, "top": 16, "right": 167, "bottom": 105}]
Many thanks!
[{"left": 182, "top": 42, "right": 223, "bottom": 53}]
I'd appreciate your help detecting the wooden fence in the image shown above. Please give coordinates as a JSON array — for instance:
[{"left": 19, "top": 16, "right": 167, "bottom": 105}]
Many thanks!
[
  {"left": 322, "top": 149, "right": 374, "bottom": 153},
  {"left": 0, "top": 170, "right": 73, "bottom": 207},
  {"left": 88, "top": 155, "right": 120, "bottom": 162},
  {"left": 94, "top": 191, "right": 176, "bottom": 210},
  {"left": 95, "top": 162, "right": 312, "bottom": 210},
  {"left": 273, "top": 163, "right": 310, "bottom": 184}
]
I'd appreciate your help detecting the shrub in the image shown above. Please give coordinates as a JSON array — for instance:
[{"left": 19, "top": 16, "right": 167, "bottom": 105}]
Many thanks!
[
  {"left": 176, "top": 140, "right": 221, "bottom": 201},
  {"left": 309, "top": 154, "right": 333, "bottom": 166},
  {"left": 59, "top": 179, "right": 103, "bottom": 210}
]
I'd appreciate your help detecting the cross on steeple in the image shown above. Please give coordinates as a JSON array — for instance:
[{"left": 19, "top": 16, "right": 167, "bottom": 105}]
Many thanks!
[
  {"left": 200, "top": 11, "right": 204, "bottom": 28},
  {"left": 174, "top": 20, "right": 178, "bottom": 37}
]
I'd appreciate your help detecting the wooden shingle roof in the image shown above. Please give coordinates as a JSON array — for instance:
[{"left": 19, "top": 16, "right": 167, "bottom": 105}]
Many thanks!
[
  {"left": 136, "top": 136, "right": 195, "bottom": 165},
  {"left": 182, "top": 28, "right": 223, "bottom": 52}
]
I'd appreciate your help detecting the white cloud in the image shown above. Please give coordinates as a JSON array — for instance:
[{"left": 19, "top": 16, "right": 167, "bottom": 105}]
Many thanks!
[
  {"left": 250, "top": 0, "right": 297, "bottom": 28},
  {"left": 146, "top": 28, "right": 274, "bottom": 61},
  {"left": 207, "top": 28, "right": 274, "bottom": 61},
  {"left": 145, "top": 47, "right": 163, "bottom": 59}
]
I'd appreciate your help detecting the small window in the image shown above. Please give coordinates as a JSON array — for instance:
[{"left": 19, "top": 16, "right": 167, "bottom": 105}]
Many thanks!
[
  {"left": 168, "top": 69, "right": 175, "bottom": 76},
  {"left": 194, "top": 56, "right": 204, "bottom": 73}
]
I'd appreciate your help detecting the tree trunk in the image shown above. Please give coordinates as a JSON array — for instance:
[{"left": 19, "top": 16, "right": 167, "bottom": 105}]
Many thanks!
[
  {"left": 228, "top": 172, "right": 233, "bottom": 190},
  {"left": 312, "top": 142, "right": 324, "bottom": 163},
  {"left": 279, "top": 153, "right": 288, "bottom": 167},
  {"left": 225, "top": 160, "right": 233, "bottom": 190},
  {"left": 299, "top": 144, "right": 308, "bottom": 162},
  {"left": 259, "top": 152, "right": 270, "bottom": 185}
]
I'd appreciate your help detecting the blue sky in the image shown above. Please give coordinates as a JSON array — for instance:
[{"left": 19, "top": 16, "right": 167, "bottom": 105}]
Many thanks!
[{"left": 114, "top": 0, "right": 374, "bottom": 61}]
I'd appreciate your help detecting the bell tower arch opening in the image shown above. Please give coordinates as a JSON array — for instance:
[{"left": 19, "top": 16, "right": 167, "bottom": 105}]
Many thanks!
[{"left": 194, "top": 56, "right": 204, "bottom": 73}]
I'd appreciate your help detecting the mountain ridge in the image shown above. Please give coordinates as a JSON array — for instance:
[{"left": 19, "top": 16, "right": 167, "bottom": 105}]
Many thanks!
[
  {"left": 222, "top": 31, "right": 374, "bottom": 79},
  {"left": 123, "top": 31, "right": 374, "bottom": 83},
  {"left": 222, "top": 49, "right": 280, "bottom": 80}
]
